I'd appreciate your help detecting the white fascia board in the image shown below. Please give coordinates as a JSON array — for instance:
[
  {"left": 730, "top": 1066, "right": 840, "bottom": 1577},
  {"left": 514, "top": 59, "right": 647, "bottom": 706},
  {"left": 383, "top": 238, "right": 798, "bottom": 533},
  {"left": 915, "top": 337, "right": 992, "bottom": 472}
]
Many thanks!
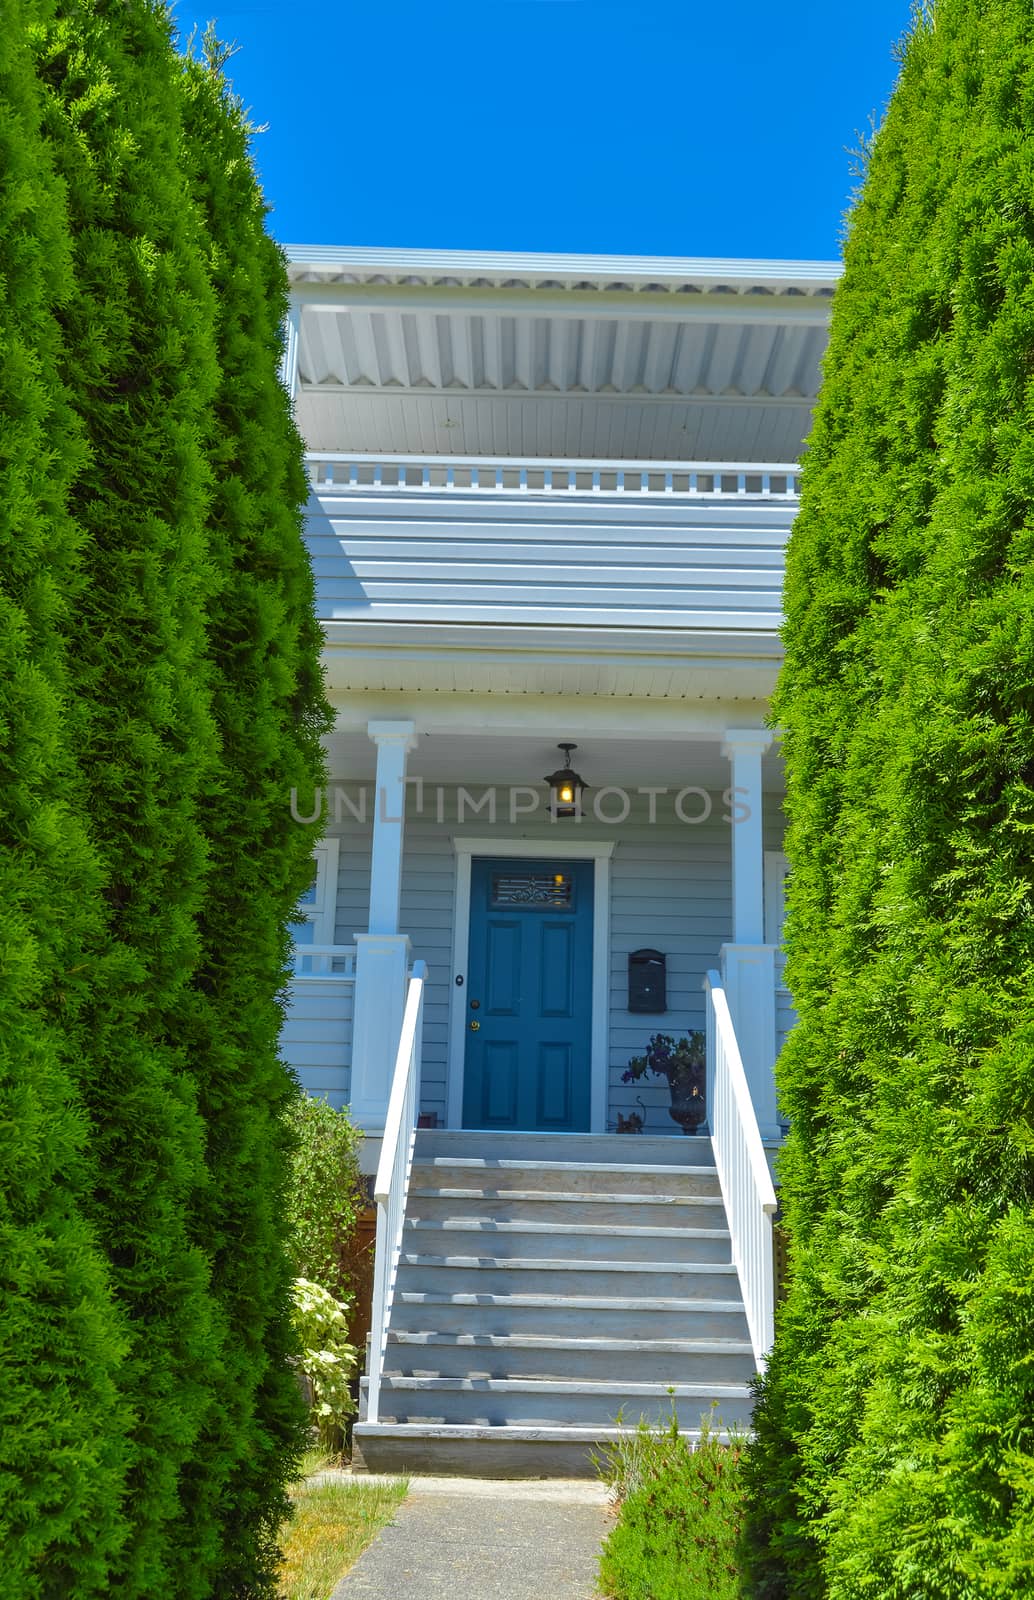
[
  {"left": 317, "top": 619, "right": 784, "bottom": 661},
  {"left": 284, "top": 244, "right": 842, "bottom": 297}
]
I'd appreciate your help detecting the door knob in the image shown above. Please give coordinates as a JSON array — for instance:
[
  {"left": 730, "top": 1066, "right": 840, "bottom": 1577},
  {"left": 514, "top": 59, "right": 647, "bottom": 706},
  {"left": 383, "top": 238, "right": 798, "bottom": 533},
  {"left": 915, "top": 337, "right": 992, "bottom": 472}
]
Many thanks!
[{"left": 469, "top": 1019, "right": 481, "bottom": 1032}]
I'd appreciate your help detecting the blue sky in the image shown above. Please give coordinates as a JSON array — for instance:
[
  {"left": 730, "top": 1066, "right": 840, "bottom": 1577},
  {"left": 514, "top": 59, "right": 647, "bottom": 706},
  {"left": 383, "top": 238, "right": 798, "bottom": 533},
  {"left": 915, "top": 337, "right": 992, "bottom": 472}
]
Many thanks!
[{"left": 171, "top": 1, "right": 913, "bottom": 260}]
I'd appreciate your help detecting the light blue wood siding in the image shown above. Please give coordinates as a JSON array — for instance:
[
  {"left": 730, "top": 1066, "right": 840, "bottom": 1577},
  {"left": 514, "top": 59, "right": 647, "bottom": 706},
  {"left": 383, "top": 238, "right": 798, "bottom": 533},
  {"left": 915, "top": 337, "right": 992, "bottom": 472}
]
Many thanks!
[
  {"left": 321, "top": 784, "right": 791, "bottom": 1133},
  {"left": 282, "top": 980, "right": 354, "bottom": 1110},
  {"left": 306, "top": 488, "right": 794, "bottom": 633}
]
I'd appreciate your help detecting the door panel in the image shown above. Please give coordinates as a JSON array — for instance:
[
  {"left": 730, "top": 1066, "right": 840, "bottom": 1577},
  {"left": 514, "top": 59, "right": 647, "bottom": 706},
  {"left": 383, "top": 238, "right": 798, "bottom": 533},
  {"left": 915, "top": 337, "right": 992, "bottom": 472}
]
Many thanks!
[
  {"left": 462, "top": 858, "right": 593, "bottom": 1132},
  {"left": 536, "top": 1041, "right": 574, "bottom": 1127},
  {"left": 539, "top": 921, "right": 575, "bottom": 1017},
  {"left": 483, "top": 1041, "right": 520, "bottom": 1125},
  {"left": 485, "top": 920, "right": 521, "bottom": 1014}
]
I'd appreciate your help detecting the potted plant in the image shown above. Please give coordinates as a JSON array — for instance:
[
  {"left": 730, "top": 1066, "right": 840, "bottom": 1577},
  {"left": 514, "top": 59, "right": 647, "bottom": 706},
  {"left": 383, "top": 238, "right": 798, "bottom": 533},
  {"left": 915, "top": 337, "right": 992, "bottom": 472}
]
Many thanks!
[{"left": 623, "top": 1032, "right": 707, "bottom": 1135}]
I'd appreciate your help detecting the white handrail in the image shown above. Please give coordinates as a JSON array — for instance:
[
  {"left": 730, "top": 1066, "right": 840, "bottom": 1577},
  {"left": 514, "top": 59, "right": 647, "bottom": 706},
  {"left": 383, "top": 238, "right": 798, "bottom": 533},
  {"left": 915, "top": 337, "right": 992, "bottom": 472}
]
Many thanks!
[
  {"left": 704, "top": 970, "right": 778, "bottom": 1369},
  {"left": 366, "top": 960, "right": 427, "bottom": 1425}
]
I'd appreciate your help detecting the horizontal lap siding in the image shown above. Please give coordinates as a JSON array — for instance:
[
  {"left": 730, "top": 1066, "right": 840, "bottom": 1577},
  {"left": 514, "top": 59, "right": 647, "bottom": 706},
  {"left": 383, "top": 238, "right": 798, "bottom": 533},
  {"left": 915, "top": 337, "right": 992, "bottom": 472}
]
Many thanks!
[
  {"left": 282, "top": 980, "right": 354, "bottom": 1111},
  {"left": 306, "top": 490, "right": 792, "bottom": 632},
  {"left": 609, "top": 803, "right": 730, "bottom": 1135}
]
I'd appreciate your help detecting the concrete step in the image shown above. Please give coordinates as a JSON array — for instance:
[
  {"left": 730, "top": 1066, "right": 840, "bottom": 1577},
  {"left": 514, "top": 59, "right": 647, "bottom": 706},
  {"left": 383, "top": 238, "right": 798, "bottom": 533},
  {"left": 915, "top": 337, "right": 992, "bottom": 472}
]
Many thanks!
[
  {"left": 391, "top": 1290, "right": 751, "bottom": 1341},
  {"left": 352, "top": 1422, "right": 717, "bottom": 1479},
  {"left": 406, "top": 1187, "right": 727, "bottom": 1229},
  {"left": 401, "top": 1217, "right": 732, "bottom": 1263},
  {"left": 409, "top": 1157, "right": 721, "bottom": 1198},
  {"left": 383, "top": 1331, "right": 757, "bottom": 1385},
  {"left": 396, "top": 1254, "right": 739, "bottom": 1301},
  {"left": 414, "top": 1130, "right": 714, "bottom": 1167},
  {"left": 373, "top": 1376, "right": 754, "bottom": 1429}
]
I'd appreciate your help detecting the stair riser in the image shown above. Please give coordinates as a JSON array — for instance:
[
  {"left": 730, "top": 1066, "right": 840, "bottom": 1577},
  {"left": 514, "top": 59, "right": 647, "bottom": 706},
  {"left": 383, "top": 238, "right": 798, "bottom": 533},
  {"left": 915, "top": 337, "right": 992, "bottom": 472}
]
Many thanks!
[
  {"left": 391, "top": 1299, "right": 750, "bottom": 1341},
  {"left": 353, "top": 1430, "right": 619, "bottom": 1479},
  {"left": 396, "top": 1263, "right": 738, "bottom": 1299},
  {"left": 407, "top": 1195, "right": 727, "bottom": 1230},
  {"left": 409, "top": 1164, "right": 721, "bottom": 1198},
  {"left": 384, "top": 1344, "right": 756, "bottom": 1386},
  {"left": 375, "top": 1390, "right": 755, "bottom": 1430},
  {"left": 415, "top": 1132, "right": 715, "bottom": 1167},
  {"left": 402, "top": 1225, "right": 731, "bottom": 1264}
]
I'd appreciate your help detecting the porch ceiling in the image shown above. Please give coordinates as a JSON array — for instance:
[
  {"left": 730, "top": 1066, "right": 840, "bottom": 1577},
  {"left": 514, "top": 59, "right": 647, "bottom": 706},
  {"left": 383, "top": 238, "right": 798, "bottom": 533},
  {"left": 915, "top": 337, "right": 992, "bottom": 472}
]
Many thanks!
[
  {"left": 287, "top": 247, "right": 838, "bottom": 463},
  {"left": 324, "top": 726, "right": 785, "bottom": 794}
]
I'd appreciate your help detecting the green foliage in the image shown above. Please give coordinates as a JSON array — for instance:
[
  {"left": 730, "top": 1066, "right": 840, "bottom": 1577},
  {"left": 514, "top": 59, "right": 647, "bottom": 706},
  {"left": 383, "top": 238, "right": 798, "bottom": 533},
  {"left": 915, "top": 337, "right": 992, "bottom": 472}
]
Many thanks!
[
  {"left": 283, "top": 1095, "right": 364, "bottom": 1300},
  {"left": 598, "top": 1409, "right": 749, "bottom": 1600},
  {"left": 290, "top": 1280, "right": 358, "bottom": 1454},
  {"left": 0, "top": 3, "right": 133, "bottom": 1589},
  {"left": 173, "top": 33, "right": 332, "bottom": 1594},
  {"left": 0, "top": 5, "right": 328, "bottom": 1593},
  {"left": 748, "top": 4, "right": 1034, "bottom": 1596}
]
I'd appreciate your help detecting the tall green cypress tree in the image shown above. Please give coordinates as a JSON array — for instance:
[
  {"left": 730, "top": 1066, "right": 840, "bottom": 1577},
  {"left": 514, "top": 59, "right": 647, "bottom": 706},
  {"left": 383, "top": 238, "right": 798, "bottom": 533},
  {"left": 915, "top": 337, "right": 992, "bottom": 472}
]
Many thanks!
[
  {"left": 0, "top": 7, "right": 132, "bottom": 1592},
  {"left": 748, "top": 4, "right": 1034, "bottom": 1596},
  {"left": 31, "top": 3, "right": 223, "bottom": 1592},
  {"left": 173, "top": 35, "right": 332, "bottom": 1595},
  {"left": 3, "top": 4, "right": 327, "bottom": 1592}
]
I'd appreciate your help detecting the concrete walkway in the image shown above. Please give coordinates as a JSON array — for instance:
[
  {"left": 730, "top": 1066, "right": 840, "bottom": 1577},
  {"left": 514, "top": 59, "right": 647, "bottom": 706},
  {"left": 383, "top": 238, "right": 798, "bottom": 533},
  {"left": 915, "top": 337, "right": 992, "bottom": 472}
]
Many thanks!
[{"left": 329, "top": 1476, "right": 612, "bottom": 1600}]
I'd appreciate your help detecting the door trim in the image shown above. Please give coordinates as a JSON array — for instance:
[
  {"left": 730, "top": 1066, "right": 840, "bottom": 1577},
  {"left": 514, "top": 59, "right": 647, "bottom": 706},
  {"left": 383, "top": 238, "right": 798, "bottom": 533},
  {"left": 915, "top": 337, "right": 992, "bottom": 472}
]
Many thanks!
[{"left": 446, "top": 837, "right": 615, "bottom": 1134}]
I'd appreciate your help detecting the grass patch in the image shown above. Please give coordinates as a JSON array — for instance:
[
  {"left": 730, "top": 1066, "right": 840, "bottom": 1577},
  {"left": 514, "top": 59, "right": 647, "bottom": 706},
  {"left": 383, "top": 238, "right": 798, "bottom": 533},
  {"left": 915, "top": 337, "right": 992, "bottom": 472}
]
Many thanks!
[
  {"left": 597, "top": 1407, "right": 749, "bottom": 1600},
  {"left": 278, "top": 1468, "right": 408, "bottom": 1600}
]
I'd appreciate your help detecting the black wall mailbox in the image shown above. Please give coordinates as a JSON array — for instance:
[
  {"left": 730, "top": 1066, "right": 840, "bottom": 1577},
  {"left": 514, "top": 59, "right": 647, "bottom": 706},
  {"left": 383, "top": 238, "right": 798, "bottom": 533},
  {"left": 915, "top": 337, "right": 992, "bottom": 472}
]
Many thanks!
[{"left": 628, "top": 948, "right": 667, "bottom": 1013}]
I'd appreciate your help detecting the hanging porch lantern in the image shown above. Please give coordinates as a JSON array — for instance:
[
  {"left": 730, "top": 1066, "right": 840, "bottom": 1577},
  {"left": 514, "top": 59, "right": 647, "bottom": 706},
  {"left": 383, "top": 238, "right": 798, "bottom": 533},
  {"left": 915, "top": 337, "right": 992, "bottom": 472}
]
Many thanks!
[{"left": 544, "top": 742, "right": 588, "bottom": 819}]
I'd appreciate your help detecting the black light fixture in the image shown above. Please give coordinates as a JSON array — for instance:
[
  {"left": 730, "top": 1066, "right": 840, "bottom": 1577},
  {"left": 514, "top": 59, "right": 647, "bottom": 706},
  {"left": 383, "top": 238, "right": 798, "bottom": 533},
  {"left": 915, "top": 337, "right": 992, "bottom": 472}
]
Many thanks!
[{"left": 544, "top": 742, "right": 588, "bottom": 819}]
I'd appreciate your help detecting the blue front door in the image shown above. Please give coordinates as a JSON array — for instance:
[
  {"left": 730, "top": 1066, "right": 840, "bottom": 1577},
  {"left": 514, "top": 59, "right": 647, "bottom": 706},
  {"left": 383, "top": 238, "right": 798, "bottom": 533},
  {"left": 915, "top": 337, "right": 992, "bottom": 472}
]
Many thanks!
[{"left": 462, "top": 858, "right": 594, "bottom": 1132}]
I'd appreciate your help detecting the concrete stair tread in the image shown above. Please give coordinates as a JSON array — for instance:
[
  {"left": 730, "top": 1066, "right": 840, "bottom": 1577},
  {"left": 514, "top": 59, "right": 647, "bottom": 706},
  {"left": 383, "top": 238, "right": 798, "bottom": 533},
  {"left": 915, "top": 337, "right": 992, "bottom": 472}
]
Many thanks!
[
  {"left": 405, "top": 1218, "right": 730, "bottom": 1241},
  {"left": 400, "top": 1253, "right": 737, "bottom": 1274},
  {"left": 408, "top": 1187, "right": 723, "bottom": 1206},
  {"left": 398, "top": 1290, "right": 745, "bottom": 1311},
  {"left": 417, "top": 1157, "right": 719, "bottom": 1178},
  {"left": 387, "top": 1331, "right": 752, "bottom": 1352},
  {"left": 379, "top": 1376, "right": 751, "bottom": 1398}
]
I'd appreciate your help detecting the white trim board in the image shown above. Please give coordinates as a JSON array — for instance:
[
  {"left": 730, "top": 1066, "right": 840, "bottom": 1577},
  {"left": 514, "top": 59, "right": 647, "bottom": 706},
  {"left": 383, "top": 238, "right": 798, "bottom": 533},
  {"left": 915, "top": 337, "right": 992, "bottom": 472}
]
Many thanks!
[{"left": 446, "top": 837, "right": 615, "bottom": 1134}]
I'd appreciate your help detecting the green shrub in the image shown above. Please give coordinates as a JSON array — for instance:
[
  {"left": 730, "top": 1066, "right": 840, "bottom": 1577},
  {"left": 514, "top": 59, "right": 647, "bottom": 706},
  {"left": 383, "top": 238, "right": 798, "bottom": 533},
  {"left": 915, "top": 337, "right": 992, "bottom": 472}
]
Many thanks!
[
  {"left": 290, "top": 1279, "right": 359, "bottom": 1455},
  {"left": 598, "top": 1410, "right": 749, "bottom": 1600},
  {"left": 747, "top": 3, "right": 1034, "bottom": 1597},
  {"left": 283, "top": 1095, "right": 365, "bottom": 1301}
]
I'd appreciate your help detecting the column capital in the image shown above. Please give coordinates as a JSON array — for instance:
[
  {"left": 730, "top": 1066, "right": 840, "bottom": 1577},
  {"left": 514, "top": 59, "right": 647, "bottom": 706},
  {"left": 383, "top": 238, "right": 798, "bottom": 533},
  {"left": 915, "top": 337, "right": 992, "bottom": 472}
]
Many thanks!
[
  {"left": 367, "top": 719, "right": 417, "bottom": 753},
  {"left": 721, "top": 728, "right": 773, "bottom": 760}
]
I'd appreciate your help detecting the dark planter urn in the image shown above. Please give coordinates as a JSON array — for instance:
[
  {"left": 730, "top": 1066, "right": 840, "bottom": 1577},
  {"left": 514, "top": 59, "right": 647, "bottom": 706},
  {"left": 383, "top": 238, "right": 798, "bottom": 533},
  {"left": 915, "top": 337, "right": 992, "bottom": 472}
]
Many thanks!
[{"left": 666, "top": 1065, "right": 706, "bottom": 1135}]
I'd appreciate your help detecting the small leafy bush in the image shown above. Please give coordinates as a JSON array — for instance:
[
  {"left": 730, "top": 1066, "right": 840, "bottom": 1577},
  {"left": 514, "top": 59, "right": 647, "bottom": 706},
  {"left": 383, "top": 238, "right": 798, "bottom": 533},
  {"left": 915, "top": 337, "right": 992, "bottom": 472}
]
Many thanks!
[
  {"left": 598, "top": 1408, "right": 749, "bottom": 1600},
  {"left": 291, "top": 1279, "right": 358, "bottom": 1454},
  {"left": 283, "top": 1095, "right": 364, "bottom": 1300}
]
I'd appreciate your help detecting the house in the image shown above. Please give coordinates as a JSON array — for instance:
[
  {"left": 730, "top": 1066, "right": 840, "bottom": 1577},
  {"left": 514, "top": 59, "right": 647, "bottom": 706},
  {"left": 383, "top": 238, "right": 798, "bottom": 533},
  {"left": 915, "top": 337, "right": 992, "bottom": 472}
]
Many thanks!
[{"left": 279, "top": 246, "right": 837, "bottom": 1474}]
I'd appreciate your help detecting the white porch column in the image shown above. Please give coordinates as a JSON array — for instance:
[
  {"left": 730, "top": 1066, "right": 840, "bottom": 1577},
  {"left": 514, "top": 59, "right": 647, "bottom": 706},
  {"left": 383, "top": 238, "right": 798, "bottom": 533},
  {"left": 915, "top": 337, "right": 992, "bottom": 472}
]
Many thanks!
[
  {"left": 720, "top": 729, "right": 780, "bottom": 1140},
  {"left": 348, "top": 720, "right": 417, "bottom": 1132},
  {"left": 723, "top": 728, "right": 770, "bottom": 946}
]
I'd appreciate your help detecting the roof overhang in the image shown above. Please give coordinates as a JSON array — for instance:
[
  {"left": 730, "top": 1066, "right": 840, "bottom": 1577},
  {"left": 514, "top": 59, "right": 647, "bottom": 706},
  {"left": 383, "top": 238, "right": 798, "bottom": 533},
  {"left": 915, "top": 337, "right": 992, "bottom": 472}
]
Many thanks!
[{"left": 286, "top": 246, "right": 839, "bottom": 463}]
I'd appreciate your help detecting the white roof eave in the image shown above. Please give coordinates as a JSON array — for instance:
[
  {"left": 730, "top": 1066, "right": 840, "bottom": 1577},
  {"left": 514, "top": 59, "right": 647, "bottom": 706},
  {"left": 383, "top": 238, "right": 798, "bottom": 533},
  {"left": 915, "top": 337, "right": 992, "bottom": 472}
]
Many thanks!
[{"left": 284, "top": 243, "right": 841, "bottom": 299}]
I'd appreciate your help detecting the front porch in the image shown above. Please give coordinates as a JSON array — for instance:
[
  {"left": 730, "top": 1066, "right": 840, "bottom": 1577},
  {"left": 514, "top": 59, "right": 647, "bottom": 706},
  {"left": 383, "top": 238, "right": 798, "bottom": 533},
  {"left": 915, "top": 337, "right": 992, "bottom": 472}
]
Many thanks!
[{"left": 283, "top": 718, "right": 791, "bottom": 1152}]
